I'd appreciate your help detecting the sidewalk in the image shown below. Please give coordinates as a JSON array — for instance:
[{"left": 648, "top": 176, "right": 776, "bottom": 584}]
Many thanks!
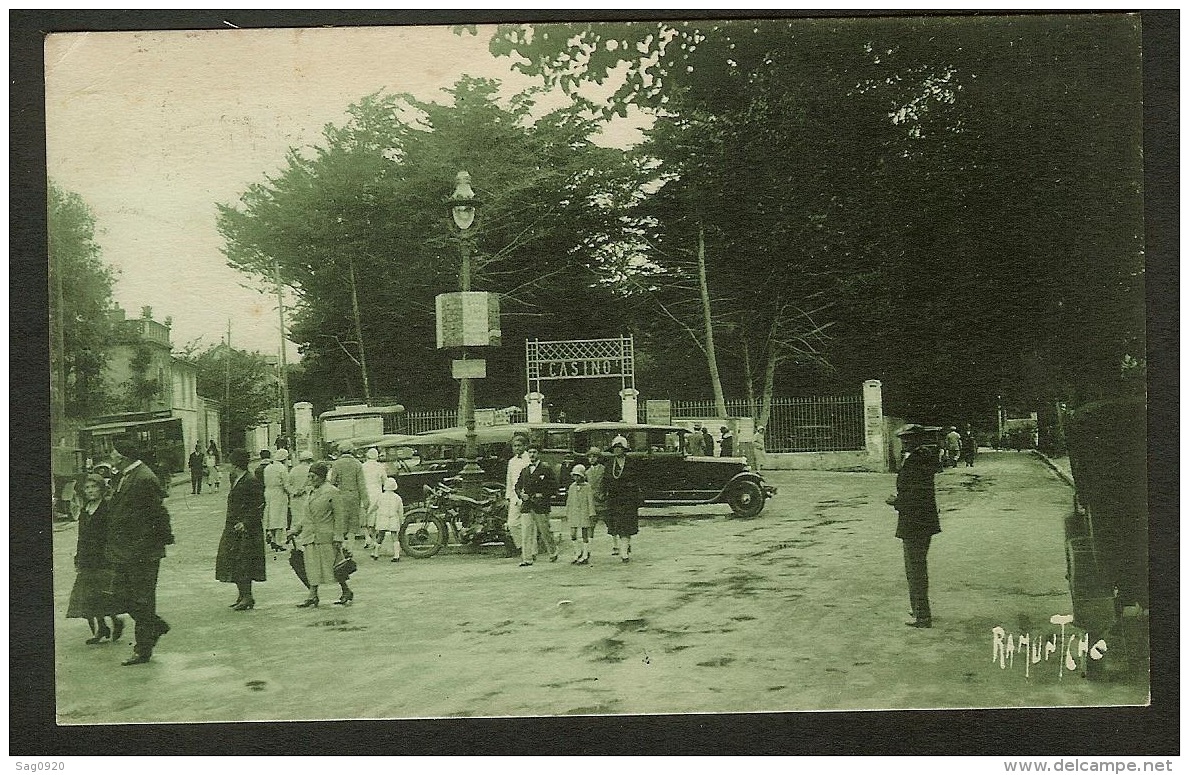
[{"left": 1031, "top": 449, "right": 1074, "bottom": 487}]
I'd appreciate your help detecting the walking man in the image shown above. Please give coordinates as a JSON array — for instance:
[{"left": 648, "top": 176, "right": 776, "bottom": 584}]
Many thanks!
[
  {"left": 188, "top": 442, "right": 205, "bottom": 494},
  {"left": 516, "top": 444, "right": 558, "bottom": 566},
  {"left": 106, "top": 435, "right": 174, "bottom": 665},
  {"left": 888, "top": 424, "right": 943, "bottom": 629}
]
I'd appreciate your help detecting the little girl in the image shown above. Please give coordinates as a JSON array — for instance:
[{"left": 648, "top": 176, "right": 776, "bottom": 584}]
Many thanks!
[
  {"left": 565, "top": 464, "right": 597, "bottom": 565},
  {"left": 371, "top": 476, "right": 404, "bottom": 562}
]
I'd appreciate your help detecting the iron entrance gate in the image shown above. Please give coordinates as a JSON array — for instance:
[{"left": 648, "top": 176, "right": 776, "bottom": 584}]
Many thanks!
[{"left": 525, "top": 336, "right": 635, "bottom": 396}]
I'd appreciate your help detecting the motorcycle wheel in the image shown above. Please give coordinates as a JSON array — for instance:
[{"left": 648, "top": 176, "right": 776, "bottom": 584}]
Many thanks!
[{"left": 399, "top": 508, "right": 448, "bottom": 559}]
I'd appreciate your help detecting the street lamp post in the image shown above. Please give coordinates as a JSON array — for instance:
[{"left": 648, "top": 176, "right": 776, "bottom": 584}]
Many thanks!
[{"left": 449, "top": 171, "right": 483, "bottom": 499}]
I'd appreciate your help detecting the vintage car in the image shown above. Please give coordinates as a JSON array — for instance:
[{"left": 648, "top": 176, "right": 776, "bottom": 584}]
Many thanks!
[
  {"left": 341, "top": 423, "right": 577, "bottom": 503},
  {"left": 571, "top": 422, "right": 777, "bottom": 518}
]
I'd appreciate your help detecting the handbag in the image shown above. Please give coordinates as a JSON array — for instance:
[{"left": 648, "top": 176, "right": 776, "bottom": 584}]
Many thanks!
[{"left": 333, "top": 547, "right": 357, "bottom": 583}]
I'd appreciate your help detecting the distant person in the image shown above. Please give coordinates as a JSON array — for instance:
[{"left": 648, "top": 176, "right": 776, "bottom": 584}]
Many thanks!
[
  {"left": 752, "top": 425, "right": 767, "bottom": 473},
  {"left": 262, "top": 448, "right": 290, "bottom": 551},
  {"left": 360, "top": 447, "right": 387, "bottom": 551},
  {"left": 887, "top": 424, "right": 943, "bottom": 629},
  {"left": 688, "top": 424, "right": 706, "bottom": 456},
  {"left": 719, "top": 426, "right": 735, "bottom": 457},
  {"left": 944, "top": 426, "right": 961, "bottom": 468},
  {"left": 701, "top": 427, "right": 715, "bottom": 457},
  {"left": 565, "top": 464, "right": 596, "bottom": 565},
  {"left": 188, "top": 442, "right": 205, "bottom": 495},
  {"left": 252, "top": 449, "right": 271, "bottom": 483},
  {"left": 329, "top": 445, "right": 367, "bottom": 547},
  {"left": 515, "top": 443, "right": 558, "bottom": 567},
  {"left": 961, "top": 426, "right": 978, "bottom": 468},
  {"left": 603, "top": 435, "right": 642, "bottom": 562},
  {"left": 503, "top": 434, "right": 531, "bottom": 556},
  {"left": 216, "top": 448, "right": 266, "bottom": 611},
  {"left": 204, "top": 441, "right": 219, "bottom": 491},
  {"left": 65, "top": 473, "right": 126, "bottom": 645},
  {"left": 105, "top": 435, "right": 174, "bottom": 665},
  {"left": 288, "top": 461, "right": 347, "bottom": 608},
  {"left": 371, "top": 476, "right": 404, "bottom": 562}
]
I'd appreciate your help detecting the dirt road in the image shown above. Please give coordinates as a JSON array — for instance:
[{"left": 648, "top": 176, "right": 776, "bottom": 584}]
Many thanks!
[{"left": 52, "top": 451, "right": 1148, "bottom": 723}]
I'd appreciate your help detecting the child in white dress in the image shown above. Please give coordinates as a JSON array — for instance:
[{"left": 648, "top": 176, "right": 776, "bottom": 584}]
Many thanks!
[
  {"left": 565, "top": 465, "right": 597, "bottom": 565},
  {"left": 371, "top": 477, "right": 404, "bottom": 562}
]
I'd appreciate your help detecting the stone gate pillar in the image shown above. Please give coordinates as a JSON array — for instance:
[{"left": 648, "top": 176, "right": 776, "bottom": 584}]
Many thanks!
[
  {"left": 862, "top": 380, "right": 887, "bottom": 472},
  {"left": 293, "top": 401, "right": 314, "bottom": 457},
  {"left": 525, "top": 392, "right": 546, "bottom": 424},
  {"left": 619, "top": 388, "right": 640, "bottom": 424}
]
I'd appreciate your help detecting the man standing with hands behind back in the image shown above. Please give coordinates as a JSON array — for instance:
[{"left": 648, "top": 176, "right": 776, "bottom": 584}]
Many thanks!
[
  {"left": 515, "top": 443, "right": 558, "bottom": 567},
  {"left": 888, "top": 424, "right": 943, "bottom": 629},
  {"left": 106, "top": 434, "right": 174, "bottom": 665}
]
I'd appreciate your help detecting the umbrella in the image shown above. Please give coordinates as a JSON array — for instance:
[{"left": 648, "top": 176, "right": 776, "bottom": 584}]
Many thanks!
[{"left": 288, "top": 539, "right": 309, "bottom": 589}]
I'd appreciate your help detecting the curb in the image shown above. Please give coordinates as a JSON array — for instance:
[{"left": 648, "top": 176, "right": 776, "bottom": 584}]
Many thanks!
[{"left": 1031, "top": 449, "right": 1074, "bottom": 488}]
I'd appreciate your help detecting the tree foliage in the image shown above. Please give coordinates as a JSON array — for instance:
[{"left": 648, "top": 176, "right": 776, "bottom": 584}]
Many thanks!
[
  {"left": 183, "top": 343, "right": 280, "bottom": 445},
  {"left": 490, "top": 15, "right": 1145, "bottom": 421},
  {"left": 219, "top": 77, "right": 638, "bottom": 415},
  {"left": 48, "top": 181, "right": 118, "bottom": 420}
]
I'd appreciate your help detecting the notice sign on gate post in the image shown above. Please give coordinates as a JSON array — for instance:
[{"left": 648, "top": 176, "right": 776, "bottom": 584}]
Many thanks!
[{"left": 436, "top": 292, "right": 501, "bottom": 348}]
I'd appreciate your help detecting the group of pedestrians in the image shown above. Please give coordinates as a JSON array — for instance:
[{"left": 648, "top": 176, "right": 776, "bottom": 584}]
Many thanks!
[
  {"left": 65, "top": 435, "right": 174, "bottom": 665},
  {"left": 187, "top": 440, "right": 222, "bottom": 494},
  {"left": 505, "top": 433, "right": 641, "bottom": 567}
]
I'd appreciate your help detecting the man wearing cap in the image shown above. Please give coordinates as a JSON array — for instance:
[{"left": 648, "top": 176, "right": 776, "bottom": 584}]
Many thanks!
[
  {"left": 944, "top": 426, "right": 962, "bottom": 468},
  {"left": 515, "top": 443, "right": 558, "bottom": 566},
  {"left": 888, "top": 424, "right": 944, "bottom": 629},
  {"left": 105, "top": 435, "right": 174, "bottom": 665},
  {"left": 688, "top": 424, "right": 706, "bottom": 456},
  {"left": 329, "top": 444, "right": 368, "bottom": 546}
]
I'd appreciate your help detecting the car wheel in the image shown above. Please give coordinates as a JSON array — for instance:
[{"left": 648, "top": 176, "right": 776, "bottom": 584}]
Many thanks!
[{"left": 727, "top": 481, "right": 765, "bottom": 518}]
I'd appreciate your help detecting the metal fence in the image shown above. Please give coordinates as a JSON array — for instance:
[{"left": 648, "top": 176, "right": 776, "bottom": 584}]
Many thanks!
[
  {"left": 405, "top": 409, "right": 458, "bottom": 435},
  {"left": 662, "top": 396, "right": 866, "bottom": 453}
]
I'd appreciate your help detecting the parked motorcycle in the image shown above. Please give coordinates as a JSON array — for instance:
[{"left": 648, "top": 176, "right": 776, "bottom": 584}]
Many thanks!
[{"left": 399, "top": 476, "right": 514, "bottom": 559}]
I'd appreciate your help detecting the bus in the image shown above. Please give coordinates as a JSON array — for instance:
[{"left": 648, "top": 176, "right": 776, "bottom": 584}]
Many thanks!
[
  {"left": 316, "top": 402, "right": 407, "bottom": 457},
  {"left": 78, "top": 412, "right": 185, "bottom": 478}
]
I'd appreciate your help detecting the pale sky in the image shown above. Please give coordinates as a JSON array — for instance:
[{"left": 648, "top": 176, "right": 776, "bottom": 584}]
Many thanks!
[{"left": 45, "top": 24, "right": 643, "bottom": 357}]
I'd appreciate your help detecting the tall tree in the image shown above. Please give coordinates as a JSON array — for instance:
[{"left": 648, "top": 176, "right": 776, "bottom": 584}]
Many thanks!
[
  {"left": 181, "top": 342, "right": 280, "bottom": 446},
  {"left": 489, "top": 15, "right": 1145, "bottom": 421},
  {"left": 48, "top": 181, "right": 118, "bottom": 423},
  {"left": 219, "top": 78, "right": 637, "bottom": 415}
]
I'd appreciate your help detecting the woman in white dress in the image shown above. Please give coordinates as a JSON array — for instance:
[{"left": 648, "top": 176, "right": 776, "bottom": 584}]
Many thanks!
[
  {"left": 263, "top": 447, "right": 290, "bottom": 550},
  {"left": 359, "top": 447, "right": 387, "bottom": 550}
]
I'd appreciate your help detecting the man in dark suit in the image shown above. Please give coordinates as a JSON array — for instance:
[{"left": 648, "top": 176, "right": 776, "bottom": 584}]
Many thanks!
[
  {"left": 515, "top": 444, "right": 558, "bottom": 566},
  {"left": 888, "top": 424, "right": 944, "bottom": 629},
  {"left": 106, "top": 435, "right": 174, "bottom": 665},
  {"left": 188, "top": 442, "right": 205, "bottom": 494}
]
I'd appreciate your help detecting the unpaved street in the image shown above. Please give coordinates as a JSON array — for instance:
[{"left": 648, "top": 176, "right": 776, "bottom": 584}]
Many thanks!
[{"left": 53, "top": 451, "right": 1148, "bottom": 723}]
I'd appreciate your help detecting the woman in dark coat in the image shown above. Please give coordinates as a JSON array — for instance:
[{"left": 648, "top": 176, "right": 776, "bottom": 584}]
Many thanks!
[
  {"left": 602, "top": 435, "right": 642, "bottom": 563},
  {"left": 215, "top": 448, "right": 266, "bottom": 610},
  {"left": 888, "top": 424, "right": 943, "bottom": 628},
  {"left": 66, "top": 474, "right": 126, "bottom": 643}
]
